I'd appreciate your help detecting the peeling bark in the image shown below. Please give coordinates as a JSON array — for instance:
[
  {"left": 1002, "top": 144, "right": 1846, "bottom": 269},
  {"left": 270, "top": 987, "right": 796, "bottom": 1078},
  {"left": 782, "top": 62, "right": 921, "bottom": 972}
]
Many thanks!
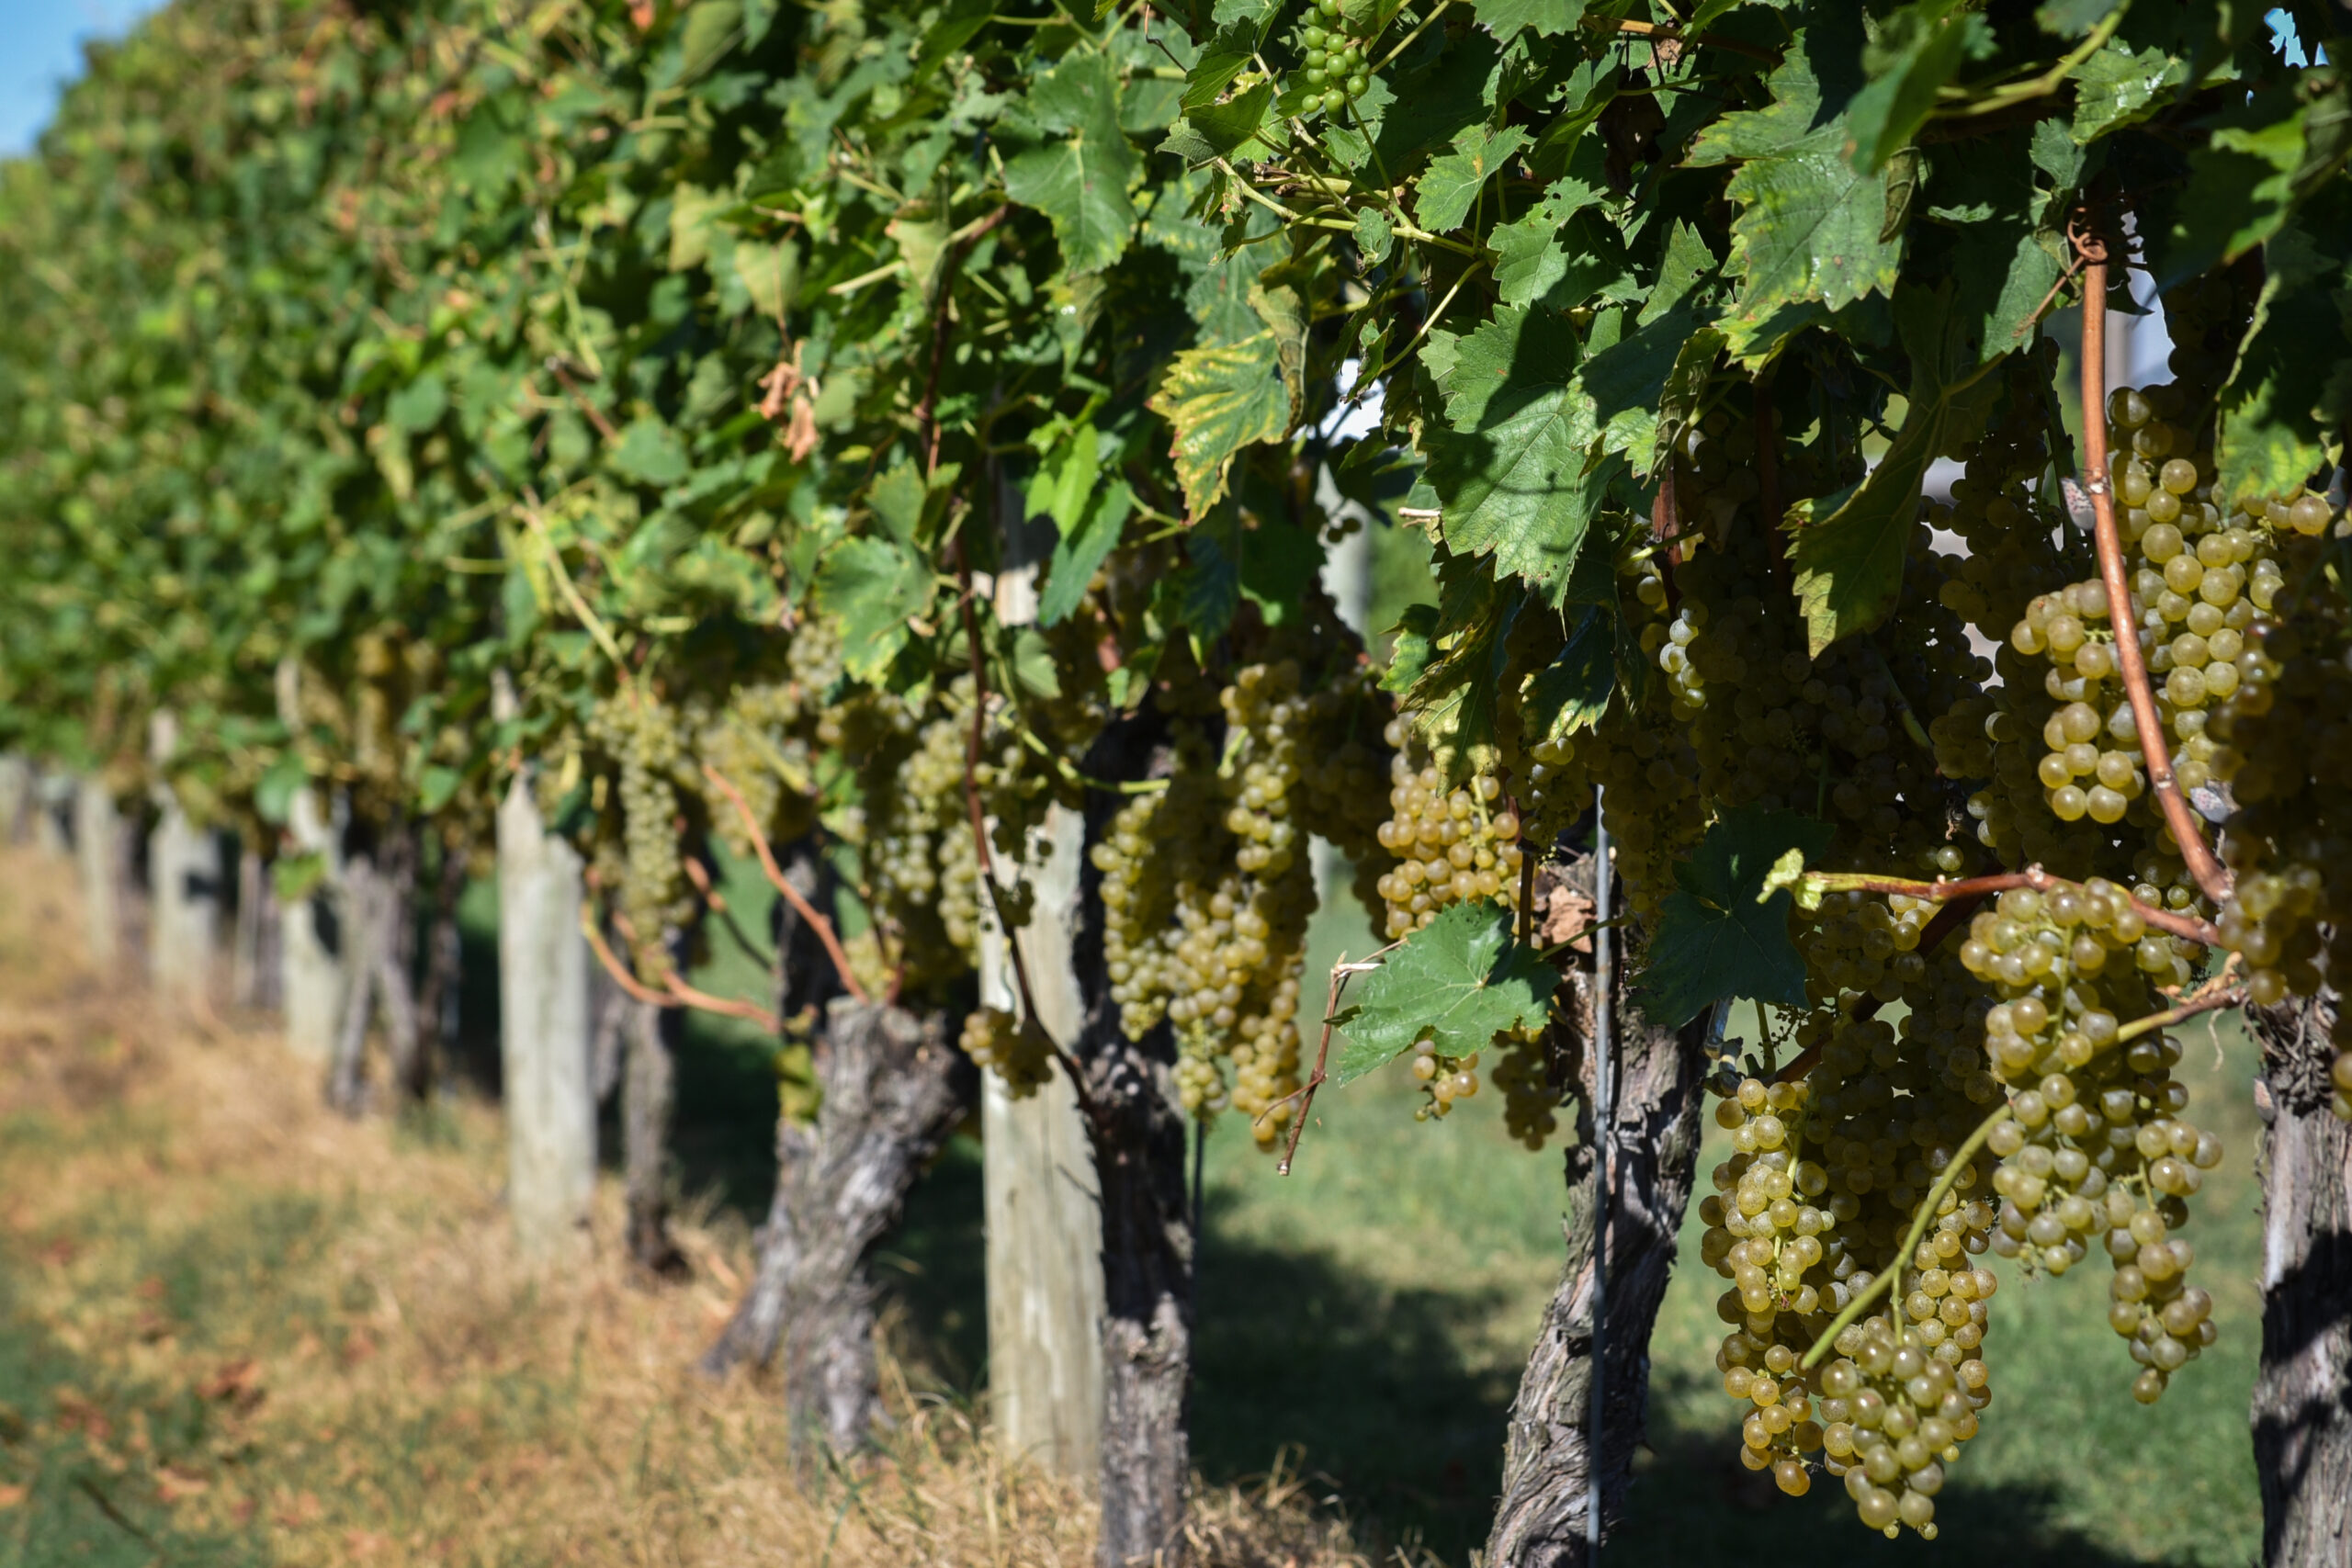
[
  {"left": 2250, "top": 976, "right": 2352, "bottom": 1568},
  {"left": 1487, "top": 859, "right": 1710, "bottom": 1568},
  {"left": 705, "top": 1000, "right": 969, "bottom": 1453},
  {"left": 1074, "top": 715, "right": 1193, "bottom": 1568},
  {"left": 327, "top": 818, "right": 420, "bottom": 1115},
  {"left": 700, "top": 844, "right": 974, "bottom": 1454},
  {"left": 623, "top": 993, "right": 684, "bottom": 1275}
]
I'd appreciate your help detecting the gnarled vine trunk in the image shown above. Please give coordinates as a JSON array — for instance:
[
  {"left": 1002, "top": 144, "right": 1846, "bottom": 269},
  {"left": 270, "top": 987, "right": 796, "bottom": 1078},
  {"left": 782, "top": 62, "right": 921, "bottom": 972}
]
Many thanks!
[
  {"left": 1075, "top": 713, "right": 1194, "bottom": 1568},
  {"left": 2250, "top": 977, "right": 2352, "bottom": 1568},
  {"left": 327, "top": 817, "right": 420, "bottom": 1115},
  {"left": 701, "top": 843, "right": 974, "bottom": 1453},
  {"left": 705, "top": 999, "right": 969, "bottom": 1452},
  {"left": 623, "top": 993, "right": 684, "bottom": 1274},
  {"left": 1487, "top": 859, "right": 1710, "bottom": 1567}
]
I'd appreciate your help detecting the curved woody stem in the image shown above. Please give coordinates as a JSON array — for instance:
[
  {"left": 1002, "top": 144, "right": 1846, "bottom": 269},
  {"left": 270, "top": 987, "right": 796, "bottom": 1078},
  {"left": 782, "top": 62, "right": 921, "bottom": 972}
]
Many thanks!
[{"left": 2070, "top": 220, "right": 2233, "bottom": 908}]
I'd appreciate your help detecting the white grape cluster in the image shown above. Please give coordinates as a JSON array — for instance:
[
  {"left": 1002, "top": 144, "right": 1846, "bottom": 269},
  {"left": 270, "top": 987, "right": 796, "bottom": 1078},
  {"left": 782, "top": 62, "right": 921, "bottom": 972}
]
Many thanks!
[
  {"left": 1093, "top": 663, "right": 1317, "bottom": 1147},
  {"left": 960, "top": 1006, "right": 1054, "bottom": 1096},
  {"left": 585, "top": 686, "right": 695, "bottom": 970},
  {"left": 1372, "top": 724, "right": 1523, "bottom": 941},
  {"left": 1959, "top": 881, "right": 2222, "bottom": 1403}
]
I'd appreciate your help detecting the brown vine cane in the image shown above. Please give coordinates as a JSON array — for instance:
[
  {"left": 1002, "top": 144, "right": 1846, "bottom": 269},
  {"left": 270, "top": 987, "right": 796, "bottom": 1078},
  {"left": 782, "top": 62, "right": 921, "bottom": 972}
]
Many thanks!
[{"left": 2070, "top": 218, "right": 2233, "bottom": 907}]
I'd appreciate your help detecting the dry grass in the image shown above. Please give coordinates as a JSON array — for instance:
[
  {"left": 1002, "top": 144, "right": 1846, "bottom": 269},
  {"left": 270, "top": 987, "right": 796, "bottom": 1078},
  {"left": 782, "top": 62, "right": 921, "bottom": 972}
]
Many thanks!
[{"left": 0, "top": 848, "right": 1372, "bottom": 1568}]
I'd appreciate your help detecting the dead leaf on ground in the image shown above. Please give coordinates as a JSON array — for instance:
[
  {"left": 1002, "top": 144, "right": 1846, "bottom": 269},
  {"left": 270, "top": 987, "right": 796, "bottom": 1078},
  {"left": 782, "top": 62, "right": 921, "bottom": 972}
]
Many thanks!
[{"left": 0, "top": 1483, "right": 26, "bottom": 1509}]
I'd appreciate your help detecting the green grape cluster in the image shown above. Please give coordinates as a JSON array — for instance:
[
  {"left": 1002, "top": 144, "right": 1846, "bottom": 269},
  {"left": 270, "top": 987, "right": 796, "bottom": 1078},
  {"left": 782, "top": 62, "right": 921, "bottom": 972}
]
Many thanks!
[
  {"left": 960, "top": 1005, "right": 1055, "bottom": 1096},
  {"left": 1491, "top": 1023, "right": 1558, "bottom": 1149},
  {"left": 1958, "top": 881, "right": 2222, "bottom": 1401},
  {"left": 1093, "top": 662, "right": 1325, "bottom": 1149},
  {"left": 1817, "top": 1306, "right": 1994, "bottom": 1537},
  {"left": 1295, "top": 0, "right": 1377, "bottom": 117},
  {"left": 1406, "top": 1037, "right": 1480, "bottom": 1121},
  {"left": 586, "top": 686, "right": 696, "bottom": 969},
  {"left": 836, "top": 678, "right": 1026, "bottom": 993},
  {"left": 2199, "top": 492, "right": 2352, "bottom": 1109},
  {"left": 1373, "top": 728, "right": 1524, "bottom": 941}
]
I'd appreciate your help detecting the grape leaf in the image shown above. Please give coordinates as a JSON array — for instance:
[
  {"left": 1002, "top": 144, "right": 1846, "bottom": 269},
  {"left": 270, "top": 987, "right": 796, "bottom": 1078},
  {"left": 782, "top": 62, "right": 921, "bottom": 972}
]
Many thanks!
[
  {"left": 1844, "top": 4, "right": 1989, "bottom": 175},
  {"left": 1523, "top": 602, "right": 1615, "bottom": 742},
  {"left": 1720, "top": 146, "right": 1905, "bottom": 356},
  {"left": 1337, "top": 898, "right": 1555, "bottom": 1081},
  {"left": 1003, "top": 53, "right": 1136, "bottom": 275},
  {"left": 1180, "top": 80, "right": 1277, "bottom": 164},
  {"left": 1040, "top": 478, "right": 1135, "bottom": 626},
  {"left": 2070, "top": 40, "right": 2188, "bottom": 143},
  {"left": 2158, "top": 80, "right": 2352, "bottom": 285},
  {"left": 2214, "top": 194, "right": 2352, "bottom": 506},
  {"left": 813, "top": 536, "right": 933, "bottom": 682},
  {"left": 1468, "top": 0, "right": 1589, "bottom": 43},
  {"left": 387, "top": 373, "right": 447, "bottom": 434},
  {"left": 1149, "top": 331, "right": 1293, "bottom": 520},
  {"left": 1489, "top": 146, "right": 1612, "bottom": 305},
  {"left": 1419, "top": 305, "right": 1611, "bottom": 601},
  {"left": 1634, "top": 806, "right": 1834, "bottom": 1028},
  {"left": 1413, "top": 123, "right": 1532, "bottom": 232},
  {"left": 612, "top": 416, "right": 690, "bottom": 487}
]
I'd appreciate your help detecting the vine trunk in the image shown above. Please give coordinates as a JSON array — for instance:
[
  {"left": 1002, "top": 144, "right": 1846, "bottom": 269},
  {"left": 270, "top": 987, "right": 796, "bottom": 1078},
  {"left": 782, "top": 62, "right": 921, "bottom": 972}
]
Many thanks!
[
  {"left": 1488, "top": 856, "right": 1710, "bottom": 1565},
  {"left": 2251, "top": 976, "right": 2352, "bottom": 1567}
]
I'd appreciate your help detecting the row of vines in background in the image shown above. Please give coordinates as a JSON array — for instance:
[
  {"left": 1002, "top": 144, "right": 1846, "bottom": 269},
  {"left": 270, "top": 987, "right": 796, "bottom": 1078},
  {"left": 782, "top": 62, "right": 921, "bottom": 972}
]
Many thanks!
[{"left": 3, "top": 0, "right": 2351, "bottom": 1562}]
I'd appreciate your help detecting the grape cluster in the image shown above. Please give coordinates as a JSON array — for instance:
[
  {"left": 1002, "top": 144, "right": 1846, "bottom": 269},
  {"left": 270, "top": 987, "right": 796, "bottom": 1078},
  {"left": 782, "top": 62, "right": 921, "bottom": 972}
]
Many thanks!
[
  {"left": 1491, "top": 1023, "right": 1558, "bottom": 1148},
  {"left": 960, "top": 1005, "right": 1055, "bottom": 1097},
  {"left": 585, "top": 686, "right": 695, "bottom": 970},
  {"left": 1295, "top": 0, "right": 1378, "bottom": 117},
  {"left": 1407, "top": 1037, "right": 1479, "bottom": 1120},
  {"left": 2202, "top": 503, "right": 2352, "bottom": 1109},
  {"left": 1093, "top": 661, "right": 1326, "bottom": 1148},
  {"left": 1817, "top": 1307, "right": 1993, "bottom": 1537},
  {"left": 1373, "top": 723, "right": 1524, "bottom": 940},
  {"left": 1957, "top": 881, "right": 2222, "bottom": 1399}
]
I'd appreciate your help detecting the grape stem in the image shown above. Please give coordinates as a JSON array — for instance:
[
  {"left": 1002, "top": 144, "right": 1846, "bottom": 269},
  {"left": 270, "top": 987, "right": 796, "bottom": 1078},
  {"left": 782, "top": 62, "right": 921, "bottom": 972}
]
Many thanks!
[
  {"left": 578, "top": 900, "right": 785, "bottom": 1034},
  {"left": 1804, "top": 867, "right": 2222, "bottom": 947},
  {"left": 2114, "top": 983, "right": 2248, "bottom": 1047},
  {"left": 1589, "top": 15, "right": 1782, "bottom": 63},
  {"left": 1801, "top": 1103, "right": 2013, "bottom": 1370},
  {"left": 2069, "top": 217, "right": 2234, "bottom": 908},
  {"left": 701, "top": 762, "right": 873, "bottom": 1005},
  {"left": 1267, "top": 949, "right": 1394, "bottom": 1177}
]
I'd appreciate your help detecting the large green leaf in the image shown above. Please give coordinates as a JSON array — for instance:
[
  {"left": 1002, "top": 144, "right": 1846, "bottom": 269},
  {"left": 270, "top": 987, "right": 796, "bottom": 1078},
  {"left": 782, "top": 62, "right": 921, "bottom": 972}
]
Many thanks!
[
  {"left": 813, "top": 537, "right": 933, "bottom": 682},
  {"left": 2069, "top": 39, "right": 2188, "bottom": 142},
  {"left": 1420, "top": 306, "right": 1611, "bottom": 602},
  {"left": 1004, "top": 53, "right": 1136, "bottom": 275},
  {"left": 1720, "top": 146, "right": 1905, "bottom": 357},
  {"left": 1635, "top": 806, "right": 1834, "bottom": 1029},
  {"left": 2214, "top": 195, "right": 2352, "bottom": 506},
  {"left": 1413, "top": 124, "right": 1532, "bottom": 232},
  {"left": 1337, "top": 898, "right": 1555, "bottom": 1081}
]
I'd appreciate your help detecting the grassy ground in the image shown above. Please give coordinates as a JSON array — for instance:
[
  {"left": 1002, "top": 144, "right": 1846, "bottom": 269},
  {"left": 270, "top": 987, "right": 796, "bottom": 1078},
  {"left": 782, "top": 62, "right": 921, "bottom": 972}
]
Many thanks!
[{"left": 0, "top": 828, "right": 2267, "bottom": 1566}]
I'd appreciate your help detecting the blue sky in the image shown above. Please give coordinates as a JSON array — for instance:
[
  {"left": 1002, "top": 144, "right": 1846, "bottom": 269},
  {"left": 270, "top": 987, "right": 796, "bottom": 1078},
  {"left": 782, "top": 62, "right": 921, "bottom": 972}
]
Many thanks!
[{"left": 0, "top": 1, "right": 164, "bottom": 157}]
